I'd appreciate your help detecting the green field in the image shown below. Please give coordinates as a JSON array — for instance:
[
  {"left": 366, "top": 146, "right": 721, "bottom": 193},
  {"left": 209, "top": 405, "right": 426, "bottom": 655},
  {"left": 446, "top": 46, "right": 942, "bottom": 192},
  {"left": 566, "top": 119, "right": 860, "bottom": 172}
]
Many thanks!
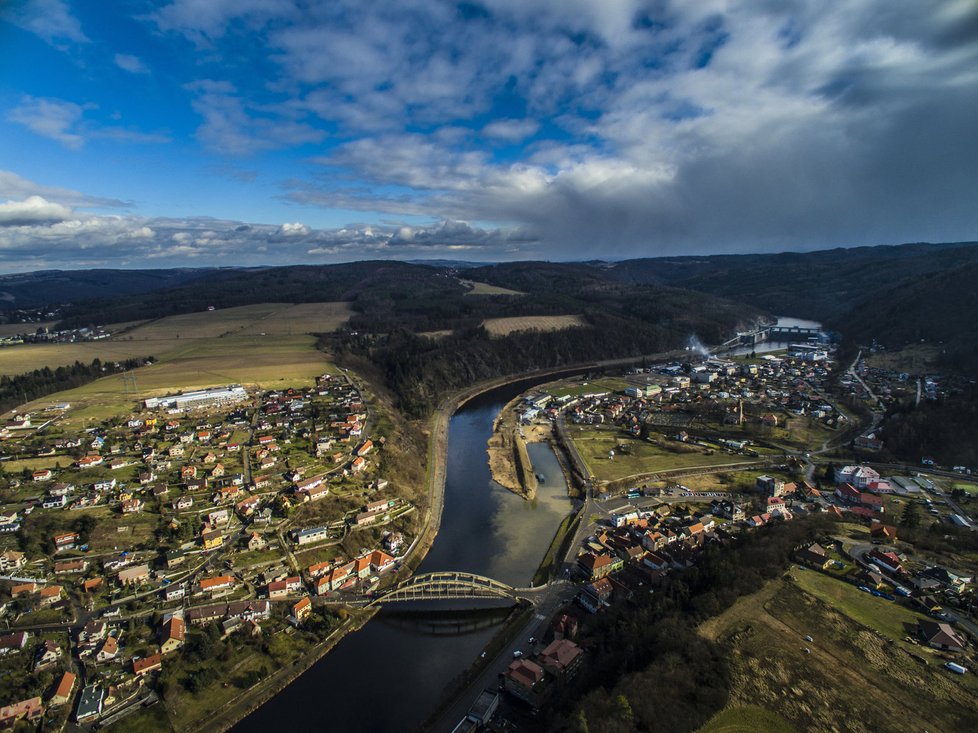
[
  {"left": 792, "top": 568, "right": 929, "bottom": 644},
  {"left": 571, "top": 427, "right": 757, "bottom": 482}
]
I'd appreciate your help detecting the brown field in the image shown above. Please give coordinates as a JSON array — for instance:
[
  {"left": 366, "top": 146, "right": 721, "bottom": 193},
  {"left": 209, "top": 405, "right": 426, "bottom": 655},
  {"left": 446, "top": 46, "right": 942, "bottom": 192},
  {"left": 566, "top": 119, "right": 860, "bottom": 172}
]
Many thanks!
[
  {"left": 482, "top": 314, "right": 586, "bottom": 336},
  {"left": 5, "top": 306, "right": 345, "bottom": 425},
  {"left": 700, "top": 576, "right": 978, "bottom": 733},
  {"left": 460, "top": 280, "right": 524, "bottom": 296},
  {"left": 0, "top": 302, "right": 353, "bottom": 377},
  {"left": 0, "top": 321, "right": 57, "bottom": 337}
]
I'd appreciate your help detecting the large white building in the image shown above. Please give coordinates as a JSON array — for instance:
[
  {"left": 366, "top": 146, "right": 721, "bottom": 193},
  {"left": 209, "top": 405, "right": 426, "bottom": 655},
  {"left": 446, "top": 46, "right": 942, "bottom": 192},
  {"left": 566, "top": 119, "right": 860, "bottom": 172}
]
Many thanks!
[
  {"left": 834, "top": 465, "right": 880, "bottom": 488},
  {"left": 144, "top": 385, "right": 248, "bottom": 411}
]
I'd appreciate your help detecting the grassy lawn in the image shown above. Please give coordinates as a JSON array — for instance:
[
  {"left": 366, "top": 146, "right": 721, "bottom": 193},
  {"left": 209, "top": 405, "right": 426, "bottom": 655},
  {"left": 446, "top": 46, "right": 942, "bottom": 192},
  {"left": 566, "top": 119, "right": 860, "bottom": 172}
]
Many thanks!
[
  {"left": 792, "top": 569, "right": 928, "bottom": 644},
  {"left": 696, "top": 705, "right": 796, "bottom": 733},
  {"left": 571, "top": 427, "right": 757, "bottom": 482},
  {"left": 88, "top": 509, "right": 161, "bottom": 552},
  {"left": 676, "top": 470, "right": 790, "bottom": 494},
  {"left": 952, "top": 482, "right": 978, "bottom": 494},
  {"left": 862, "top": 343, "right": 940, "bottom": 373}
]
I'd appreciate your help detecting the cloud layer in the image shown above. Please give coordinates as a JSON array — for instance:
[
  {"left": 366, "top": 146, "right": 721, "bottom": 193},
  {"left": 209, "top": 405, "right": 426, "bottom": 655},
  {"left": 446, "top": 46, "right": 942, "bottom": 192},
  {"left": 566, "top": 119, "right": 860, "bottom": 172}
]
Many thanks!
[{"left": 1, "top": 0, "right": 976, "bottom": 267}]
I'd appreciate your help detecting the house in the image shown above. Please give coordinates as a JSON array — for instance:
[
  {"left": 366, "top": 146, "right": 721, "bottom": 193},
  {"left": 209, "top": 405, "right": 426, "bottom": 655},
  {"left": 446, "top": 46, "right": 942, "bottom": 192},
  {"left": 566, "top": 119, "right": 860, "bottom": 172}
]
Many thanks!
[
  {"left": 578, "top": 577, "right": 614, "bottom": 613},
  {"left": 538, "top": 638, "right": 584, "bottom": 677},
  {"left": 118, "top": 564, "right": 150, "bottom": 586},
  {"left": 504, "top": 659, "right": 545, "bottom": 703},
  {"left": 121, "top": 498, "right": 143, "bottom": 514},
  {"left": 201, "top": 528, "right": 224, "bottom": 551},
  {"left": 132, "top": 653, "right": 162, "bottom": 676},
  {"left": 919, "top": 566, "right": 972, "bottom": 593},
  {"left": 918, "top": 620, "right": 968, "bottom": 652},
  {"left": 266, "top": 576, "right": 302, "bottom": 599},
  {"left": 866, "top": 549, "right": 905, "bottom": 575},
  {"left": 291, "top": 597, "right": 312, "bottom": 624},
  {"left": 160, "top": 616, "right": 185, "bottom": 654},
  {"left": 75, "top": 683, "right": 104, "bottom": 722},
  {"left": 834, "top": 465, "right": 880, "bottom": 488},
  {"left": 174, "top": 496, "right": 194, "bottom": 510},
  {"left": 163, "top": 584, "right": 186, "bottom": 602},
  {"left": 198, "top": 575, "right": 235, "bottom": 594},
  {"left": 0, "top": 550, "right": 25, "bottom": 571},
  {"left": 0, "top": 697, "right": 43, "bottom": 727},
  {"left": 577, "top": 552, "right": 621, "bottom": 581},
  {"left": 49, "top": 671, "right": 76, "bottom": 706},
  {"left": 247, "top": 532, "right": 267, "bottom": 551},
  {"left": 0, "top": 631, "right": 29, "bottom": 655},
  {"left": 293, "top": 525, "right": 331, "bottom": 546},
  {"left": 55, "top": 559, "right": 89, "bottom": 574},
  {"left": 34, "top": 640, "right": 62, "bottom": 670},
  {"left": 795, "top": 543, "right": 832, "bottom": 570},
  {"left": 870, "top": 524, "right": 898, "bottom": 542},
  {"left": 552, "top": 613, "right": 579, "bottom": 641},
  {"left": 53, "top": 531, "right": 81, "bottom": 551},
  {"left": 39, "top": 585, "right": 64, "bottom": 606},
  {"left": 835, "top": 483, "right": 862, "bottom": 504},
  {"left": 82, "top": 577, "right": 104, "bottom": 593},
  {"left": 95, "top": 635, "right": 119, "bottom": 663}
]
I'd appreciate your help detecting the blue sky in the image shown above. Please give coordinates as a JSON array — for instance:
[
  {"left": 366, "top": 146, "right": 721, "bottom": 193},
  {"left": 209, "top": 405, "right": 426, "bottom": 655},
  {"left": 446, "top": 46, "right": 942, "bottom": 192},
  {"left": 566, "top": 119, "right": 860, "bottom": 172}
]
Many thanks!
[{"left": 0, "top": 0, "right": 977, "bottom": 271}]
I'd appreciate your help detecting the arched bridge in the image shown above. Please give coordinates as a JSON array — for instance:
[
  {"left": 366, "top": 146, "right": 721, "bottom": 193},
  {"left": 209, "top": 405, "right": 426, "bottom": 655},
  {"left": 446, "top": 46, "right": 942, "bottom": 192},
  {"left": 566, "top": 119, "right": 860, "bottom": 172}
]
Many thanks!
[{"left": 366, "top": 571, "right": 563, "bottom": 607}]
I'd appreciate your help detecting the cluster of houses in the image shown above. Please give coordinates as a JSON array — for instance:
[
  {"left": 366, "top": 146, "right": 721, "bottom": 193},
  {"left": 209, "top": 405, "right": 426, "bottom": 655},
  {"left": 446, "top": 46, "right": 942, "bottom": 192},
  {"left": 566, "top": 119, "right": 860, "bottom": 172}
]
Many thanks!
[
  {"left": 0, "top": 371, "right": 423, "bottom": 725},
  {"left": 522, "top": 353, "right": 840, "bottom": 441}
]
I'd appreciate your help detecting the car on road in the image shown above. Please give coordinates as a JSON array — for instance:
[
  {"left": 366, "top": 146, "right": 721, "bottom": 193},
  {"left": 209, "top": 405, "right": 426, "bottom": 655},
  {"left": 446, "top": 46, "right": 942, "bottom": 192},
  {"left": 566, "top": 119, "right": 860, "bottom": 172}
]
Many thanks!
[{"left": 512, "top": 650, "right": 523, "bottom": 658}]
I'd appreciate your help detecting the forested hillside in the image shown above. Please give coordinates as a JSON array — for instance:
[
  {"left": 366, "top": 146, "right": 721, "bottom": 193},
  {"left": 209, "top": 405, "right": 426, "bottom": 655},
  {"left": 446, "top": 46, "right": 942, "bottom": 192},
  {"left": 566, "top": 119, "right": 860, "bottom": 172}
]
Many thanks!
[{"left": 608, "top": 242, "right": 978, "bottom": 373}]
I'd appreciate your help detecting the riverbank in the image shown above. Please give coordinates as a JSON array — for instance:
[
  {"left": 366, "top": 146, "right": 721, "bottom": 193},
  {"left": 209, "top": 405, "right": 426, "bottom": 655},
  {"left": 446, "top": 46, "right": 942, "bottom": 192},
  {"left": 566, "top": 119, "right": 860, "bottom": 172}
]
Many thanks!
[
  {"left": 487, "top": 396, "right": 538, "bottom": 499},
  {"left": 216, "top": 363, "right": 618, "bottom": 732},
  {"left": 196, "top": 608, "right": 376, "bottom": 733}
]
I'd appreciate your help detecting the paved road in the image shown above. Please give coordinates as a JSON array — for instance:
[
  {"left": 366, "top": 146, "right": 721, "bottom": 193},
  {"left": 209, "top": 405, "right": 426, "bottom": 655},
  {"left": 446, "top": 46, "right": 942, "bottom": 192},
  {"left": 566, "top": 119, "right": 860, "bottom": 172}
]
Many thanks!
[{"left": 428, "top": 582, "right": 578, "bottom": 733}]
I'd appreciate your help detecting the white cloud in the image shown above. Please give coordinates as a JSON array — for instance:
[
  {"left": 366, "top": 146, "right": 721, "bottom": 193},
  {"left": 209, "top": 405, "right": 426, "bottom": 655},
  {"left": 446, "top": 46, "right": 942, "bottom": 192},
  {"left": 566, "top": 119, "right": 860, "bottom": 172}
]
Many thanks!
[
  {"left": 5, "top": 0, "right": 88, "bottom": 47},
  {"left": 7, "top": 97, "right": 85, "bottom": 149},
  {"left": 0, "top": 196, "right": 73, "bottom": 226},
  {"left": 481, "top": 119, "right": 540, "bottom": 142},
  {"left": 277, "top": 222, "right": 309, "bottom": 236},
  {"left": 0, "top": 171, "right": 130, "bottom": 209},
  {"left": 114, "top": 54, "right": 149, "bottom": 74}
]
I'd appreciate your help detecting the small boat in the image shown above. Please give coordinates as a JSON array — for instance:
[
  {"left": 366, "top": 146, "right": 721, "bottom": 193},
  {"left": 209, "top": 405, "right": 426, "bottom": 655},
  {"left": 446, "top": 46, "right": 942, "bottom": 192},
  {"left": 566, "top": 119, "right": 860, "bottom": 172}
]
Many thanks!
[{"left": 535, "top": 473, "right": 545, "bottom": 482}]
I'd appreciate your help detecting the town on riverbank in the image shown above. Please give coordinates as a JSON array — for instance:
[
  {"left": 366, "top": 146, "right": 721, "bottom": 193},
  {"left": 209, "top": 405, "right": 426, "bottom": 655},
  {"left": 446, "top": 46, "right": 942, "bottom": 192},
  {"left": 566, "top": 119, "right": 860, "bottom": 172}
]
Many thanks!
[
  {"left": 0, "top": 372, "right": 427, "bottom": 730},
  {"left": 2, "top": 322, "right": 977, "bottom": 733},
  {"left": 439, "top": 342, "right": 978, "bottom": 732}
]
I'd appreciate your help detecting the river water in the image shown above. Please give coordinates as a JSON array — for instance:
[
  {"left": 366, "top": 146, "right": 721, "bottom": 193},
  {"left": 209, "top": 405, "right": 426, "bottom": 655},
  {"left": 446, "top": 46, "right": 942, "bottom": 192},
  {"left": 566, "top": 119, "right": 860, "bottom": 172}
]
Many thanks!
[{"left": 232, "top": 381, "right": 573, "bottom": 733}]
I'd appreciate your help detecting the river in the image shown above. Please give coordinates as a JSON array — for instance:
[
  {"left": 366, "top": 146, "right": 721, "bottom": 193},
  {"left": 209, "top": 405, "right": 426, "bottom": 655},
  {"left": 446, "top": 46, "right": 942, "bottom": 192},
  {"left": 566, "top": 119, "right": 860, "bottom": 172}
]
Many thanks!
[{"left": 232, "top": 381, "right": 574, "bottom": 733}]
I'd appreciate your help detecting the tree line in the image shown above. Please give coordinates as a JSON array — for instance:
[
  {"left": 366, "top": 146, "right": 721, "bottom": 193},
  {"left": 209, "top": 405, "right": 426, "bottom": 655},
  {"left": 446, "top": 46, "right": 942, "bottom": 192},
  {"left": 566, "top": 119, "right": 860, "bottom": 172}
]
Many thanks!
[{"left": 0, "top": 357, "right": 151, "bottom": 414}]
